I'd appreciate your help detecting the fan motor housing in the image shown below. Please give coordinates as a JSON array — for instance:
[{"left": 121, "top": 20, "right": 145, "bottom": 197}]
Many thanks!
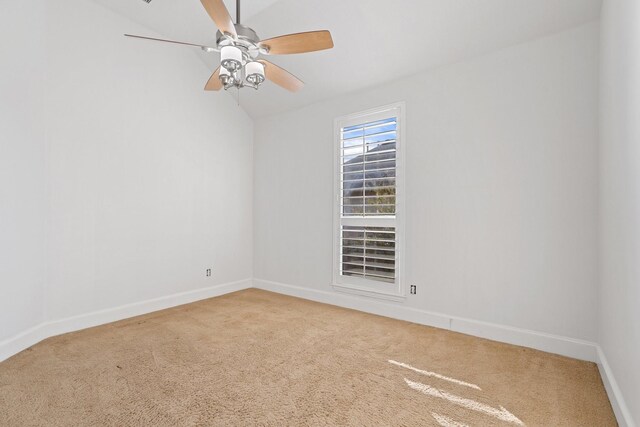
[{"left": 217, "top": 25, "right": 260, "bottom": 46}]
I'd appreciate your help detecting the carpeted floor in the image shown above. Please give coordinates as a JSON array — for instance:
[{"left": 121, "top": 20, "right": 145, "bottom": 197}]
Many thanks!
[{"left": 0, "top": 289, "right": 616, "bottom": 426}]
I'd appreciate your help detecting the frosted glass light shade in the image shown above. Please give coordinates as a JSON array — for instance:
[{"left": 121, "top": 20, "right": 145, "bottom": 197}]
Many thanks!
[
  {"left": 245, "top": 61, "right": 265, "bottom": 85},
  {"left": 219, "top": 67, "right": 235, "bottom": 87},
  {"left": 220, "top": 46, "right": 242, "bottom": 72}
]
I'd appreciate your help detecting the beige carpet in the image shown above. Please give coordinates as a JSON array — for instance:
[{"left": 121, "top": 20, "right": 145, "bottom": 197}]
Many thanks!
[{"left": 0, "top": 289, "right": 615, "bottom": 426}]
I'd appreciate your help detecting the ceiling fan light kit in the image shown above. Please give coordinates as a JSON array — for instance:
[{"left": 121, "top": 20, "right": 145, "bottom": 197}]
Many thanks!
[{"left": 124, "top": 0, "right": 334, "bottom": 94}]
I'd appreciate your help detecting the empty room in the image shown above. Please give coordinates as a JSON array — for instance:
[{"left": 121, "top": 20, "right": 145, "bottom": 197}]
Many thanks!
[{"left": 1, "top": 0, "right": 638, "bottom": 425}]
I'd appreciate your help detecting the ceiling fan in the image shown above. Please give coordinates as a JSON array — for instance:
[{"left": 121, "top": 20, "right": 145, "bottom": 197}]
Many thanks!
[{"left": 125, "top": 0, "right": 334, "bottom": 93}]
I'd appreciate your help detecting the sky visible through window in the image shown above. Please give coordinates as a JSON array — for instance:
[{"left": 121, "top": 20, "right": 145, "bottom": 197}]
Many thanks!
[{"left": 341, "top": 117, "right": 397, "bottom": 217}]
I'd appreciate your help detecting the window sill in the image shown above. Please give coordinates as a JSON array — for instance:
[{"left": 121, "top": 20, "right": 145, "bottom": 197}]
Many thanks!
[{"left": 332, "top": 283, "right": 406, "bottom": 303}]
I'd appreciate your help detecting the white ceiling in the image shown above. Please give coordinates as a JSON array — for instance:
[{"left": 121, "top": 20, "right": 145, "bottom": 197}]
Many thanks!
[{"left": 91, "top": 0, "right": 602, "bottom": 119}]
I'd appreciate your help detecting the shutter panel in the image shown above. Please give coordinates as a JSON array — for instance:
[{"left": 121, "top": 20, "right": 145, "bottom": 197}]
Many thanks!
[{"left": 341, "top": 226, "right": 396, "bottom": 283}]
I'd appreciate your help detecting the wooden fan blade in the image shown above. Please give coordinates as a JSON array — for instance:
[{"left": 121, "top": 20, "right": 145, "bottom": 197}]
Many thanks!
[
  {"left": 125, "top": 34, "right": 217, "bottom": 51},
  {"left": 258, "top": 60, "right": 304, "bottom": 92},
  {"left": 259, "top": 30, "right": 333, "bottom": 55},
  {"left": 200, "top": 0, "right": 237, "bottom": 38},
  {"left": 205, "top": 66, "right": 223, "bottom": 91}
]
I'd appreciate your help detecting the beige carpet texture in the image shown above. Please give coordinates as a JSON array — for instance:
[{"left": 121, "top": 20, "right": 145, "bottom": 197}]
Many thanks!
[{"left": 0, "top": 289, "right": 616, "bottom": 426}]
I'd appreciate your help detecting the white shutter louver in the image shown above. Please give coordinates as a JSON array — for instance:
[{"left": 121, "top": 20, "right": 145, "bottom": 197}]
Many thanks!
[{"left": 341, "top": 225, "right": 395, "bottom": 283}]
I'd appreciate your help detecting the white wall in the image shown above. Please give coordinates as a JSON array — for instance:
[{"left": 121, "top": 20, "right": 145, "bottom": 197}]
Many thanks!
[
  {"left": 254, "top": 22, "right": 600, "bottom": 341},
  {"left": 1, "top": 0, "right": 253, "bottom": 340},
  {"left": 599, "top": 0, "right": 640, "bottom": 424},
  {"left": 42, "top": 0, "right": 253, "bottom": 321},
  {"left": 0, "top": 1, "right": 47, "bottom": 341}
]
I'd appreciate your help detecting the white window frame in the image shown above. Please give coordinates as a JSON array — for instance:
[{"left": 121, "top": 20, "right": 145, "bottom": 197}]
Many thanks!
[{"left": 332, "top": 102, "right": 406, "bottom": 302}]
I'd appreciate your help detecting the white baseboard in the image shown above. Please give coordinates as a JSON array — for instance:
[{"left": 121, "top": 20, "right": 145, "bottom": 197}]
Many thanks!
[
  {"left": 253, "top": 278, "right": 598, "bottom": 362},
  {"left": 0, "top": 278, "right": 252, "bottom": 363},
  {"left": 450, "top": 318, "right": 597, "bottom": 362},
  {"left": 0, "top": 324, "right": 53, "bottom": 365},
  {"left": 597, "top": 346, "right": 636, "bottom": 427}
]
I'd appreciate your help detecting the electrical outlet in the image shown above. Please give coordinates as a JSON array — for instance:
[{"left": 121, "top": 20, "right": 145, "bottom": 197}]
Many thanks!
[
  {"left": 410, "top": 285, "right": 417, "bottom": 295},
  {"left": 206, "top": 268, "right": 212, "bottom": 277}
]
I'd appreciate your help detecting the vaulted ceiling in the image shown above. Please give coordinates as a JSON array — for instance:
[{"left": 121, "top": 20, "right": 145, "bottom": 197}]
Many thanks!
[{"left": 92, "top": 0, "right": 602, "bottom": 119}]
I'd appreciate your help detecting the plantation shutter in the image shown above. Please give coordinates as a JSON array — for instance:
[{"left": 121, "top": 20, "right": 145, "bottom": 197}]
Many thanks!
[{"left": 339, "top": 115, "right": 398, "bottom": 285}]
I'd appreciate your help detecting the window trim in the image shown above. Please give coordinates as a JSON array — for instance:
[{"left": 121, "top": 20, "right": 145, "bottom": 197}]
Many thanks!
[{"left": 332, "top": 102, "right": 407, "bottom": 301}]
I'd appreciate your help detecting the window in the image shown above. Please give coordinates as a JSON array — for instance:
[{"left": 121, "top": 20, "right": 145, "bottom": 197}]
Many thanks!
[{"left": 333, "top": 103, "right": 405, "bottom": 300}]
